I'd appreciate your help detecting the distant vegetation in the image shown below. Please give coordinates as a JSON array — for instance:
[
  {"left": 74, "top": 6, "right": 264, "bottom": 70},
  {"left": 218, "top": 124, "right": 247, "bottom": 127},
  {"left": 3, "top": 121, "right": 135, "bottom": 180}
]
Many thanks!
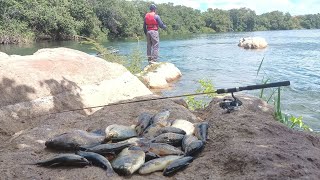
[{"left": 1, "top": 0, "right": 320, "bottom": 44}]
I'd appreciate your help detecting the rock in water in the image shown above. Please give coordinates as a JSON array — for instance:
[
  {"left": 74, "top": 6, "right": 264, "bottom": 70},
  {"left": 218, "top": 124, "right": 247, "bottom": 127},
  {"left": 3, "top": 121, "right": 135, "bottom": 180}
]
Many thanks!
[
  {"left": 105, "top": 124, "right": 137, "bottom": 141},
  {"left": 45, "top": 130, "right": 105, "bottom": 151},
  {"left": 111, "top": 148, "right": 145, "bottom": 176}
]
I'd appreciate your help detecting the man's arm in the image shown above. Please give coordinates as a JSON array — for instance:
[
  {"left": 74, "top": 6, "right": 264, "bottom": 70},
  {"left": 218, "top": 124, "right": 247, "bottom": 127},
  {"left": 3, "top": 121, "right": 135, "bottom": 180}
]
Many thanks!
[
  {"left": 155, "top": 15, "right": 166, "bottom": 29},
  {"left": 143, "top": 19, "right": 147, "bottom": 35}
]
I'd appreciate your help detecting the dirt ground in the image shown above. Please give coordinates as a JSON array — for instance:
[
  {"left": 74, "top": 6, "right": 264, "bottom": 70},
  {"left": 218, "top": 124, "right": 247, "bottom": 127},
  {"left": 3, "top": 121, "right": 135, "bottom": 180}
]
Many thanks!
[{"left": 1, "top": 95, "right": 320, "bottom": 180}]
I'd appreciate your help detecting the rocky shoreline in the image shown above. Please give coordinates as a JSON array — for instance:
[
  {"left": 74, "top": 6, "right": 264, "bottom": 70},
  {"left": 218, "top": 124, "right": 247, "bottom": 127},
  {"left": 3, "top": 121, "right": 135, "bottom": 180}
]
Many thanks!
[{"left": 1, "top": 48, "right": 320, "bottom": 179}]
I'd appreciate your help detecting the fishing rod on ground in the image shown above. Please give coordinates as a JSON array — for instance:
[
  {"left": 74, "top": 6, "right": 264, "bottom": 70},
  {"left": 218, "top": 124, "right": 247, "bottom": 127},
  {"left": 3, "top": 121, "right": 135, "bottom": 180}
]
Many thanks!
[{"left": 43, "top": 80, "right": 290, "bottom": 116}]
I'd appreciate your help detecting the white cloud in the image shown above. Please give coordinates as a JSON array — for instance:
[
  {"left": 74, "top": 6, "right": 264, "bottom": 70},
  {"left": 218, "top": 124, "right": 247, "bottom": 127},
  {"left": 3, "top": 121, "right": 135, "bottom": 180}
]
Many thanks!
[{"left": 150, "top": 0, "right": 320, "bottom": 15}]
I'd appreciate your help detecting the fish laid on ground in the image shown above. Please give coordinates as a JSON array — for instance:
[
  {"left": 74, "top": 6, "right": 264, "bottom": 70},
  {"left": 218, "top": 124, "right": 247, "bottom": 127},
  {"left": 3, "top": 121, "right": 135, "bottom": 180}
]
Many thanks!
[
  {"left": 111, "top": 148, "right": 145, "bottom": 176},
  {"left": 143, "top": 123, "right": 165, "bottom": 138},
  {"left": 82, "top": 142, "right": 132, "bottom": 155},
  {"left": 171, "top": 119, "right": 195, "bottom": 135},
  {"left": 139, "top": 155, "right": 182, "bottom": 174},
  {"left": 151, "top": 133, "right": 184, "bottom": 146},
  {"left": 153, "top": 126, "right": 186, "bottom": 137},
  {"left": 194, "top": 122, "right": 209, "bottom": 143},
  {"left": 182, "top": 135, "right": 198, "bottom": 151},
  {"left": 135, "top": 112, "right": 153, "bottom": 136},
  {"left": 163, "top": 156, "right": 194, "bottom": 176},
  {"left": 128, "top": 146, "right": 160, "bottom": 162},
  {"left": 147, "top": 143, "right": 184, "bottom": 156},
  {"left": 105, "top": 124, "right": 137, "bottom": 141},
  {"left": 152, "top": 110, "right": 171, "bottom": 126},
  {"left": 45, "top": 130, "right": 105, "bottom": 151},
  {"left": 76, "top": 151, "right": 114, "bottom": 176},
  {"left": 33, "top": 154, "right": 90, "bottom": 167},
  {"left": 182, "top": 135, "right": 204, "bottom": 156}
]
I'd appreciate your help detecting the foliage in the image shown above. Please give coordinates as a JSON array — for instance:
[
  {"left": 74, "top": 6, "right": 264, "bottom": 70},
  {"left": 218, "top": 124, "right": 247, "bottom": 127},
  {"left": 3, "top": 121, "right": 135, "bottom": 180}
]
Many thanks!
[
  {"left": 1, "top": 0, "right": 320, "bottom": 44},
  {"left": 126, "top": 47, "right": 144, "bottom": 74},
  {"left": 256, "top": 58, "right": 312, "bottom": 131},
  {"left": 186, "top": 79, "right": 216, "bottom": 110}
]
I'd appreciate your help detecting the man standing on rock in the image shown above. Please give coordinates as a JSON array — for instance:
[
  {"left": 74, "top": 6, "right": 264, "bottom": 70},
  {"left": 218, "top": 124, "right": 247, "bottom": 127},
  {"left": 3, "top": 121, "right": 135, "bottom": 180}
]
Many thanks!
[{"left": 144, "top": 4, "right": 166, "bottom": 64}]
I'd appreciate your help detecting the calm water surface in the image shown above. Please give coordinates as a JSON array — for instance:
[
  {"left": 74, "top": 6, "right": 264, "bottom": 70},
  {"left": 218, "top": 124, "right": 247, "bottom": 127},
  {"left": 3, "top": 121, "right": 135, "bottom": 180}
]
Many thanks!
[{"left": 1, "top": 30, "right": 319, "bottom": 129}]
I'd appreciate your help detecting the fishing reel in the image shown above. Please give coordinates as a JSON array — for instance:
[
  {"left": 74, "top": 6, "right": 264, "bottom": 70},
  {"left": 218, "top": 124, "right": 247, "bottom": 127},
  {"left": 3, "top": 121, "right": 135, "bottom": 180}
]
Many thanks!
[{"left": 219, "top": 93, "right": 243, "bottom": 113}]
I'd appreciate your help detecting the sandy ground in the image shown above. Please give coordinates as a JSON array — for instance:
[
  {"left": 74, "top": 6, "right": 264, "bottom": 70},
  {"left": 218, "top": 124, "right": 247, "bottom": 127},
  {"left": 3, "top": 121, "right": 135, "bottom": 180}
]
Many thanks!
[{"left": 1, "top": 95, "right": 320, "bottom": 180}]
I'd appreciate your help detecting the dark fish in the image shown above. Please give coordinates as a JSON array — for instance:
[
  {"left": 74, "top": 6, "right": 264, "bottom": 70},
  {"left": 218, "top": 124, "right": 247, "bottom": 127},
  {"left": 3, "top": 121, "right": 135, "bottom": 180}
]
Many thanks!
[
  {"left": 194, "top": 122, "right": 209, "bottom": 143},
  {"left": 151, "top": 133, "right": 184, "bottom": 146},
  {"left": 139, "top": 155, "right": 181, "bottom": 174},
  {"left": 33, "top": 154, "right": 90, "bottom": 167},
  {"left": 111, "top": 148, "right": 145, "bottom": 176},
  {"left": 128, "top": 146, "right": 160, "bottom": 162},
  {"left": 105, "top": 124, "right": 137, "bottom": 141},
  {"left": 152, "top": 110, "right": 171, "bottom": 126},
  {"left": 45, "top": 130, "right": 105, "bottom": 151},
  {"left": 82, "top": 142, "right": 132, "bottom": 155},
  {"left": 135, "top": 112, "right": 153, "bottom": 135},
  {"left": 143, "top": 123, "right": 165, "bottom": 138},
  {"left": 76, "top": 151, "right": 114, "bottom": 176},
  {"left": 185, "top": 140, "right": 204, "bottom": 156},
  {"left": 148, "top": 143, "right": 184, "bottom": 156},
  {"left": 154, "top": 126, "right": 186, "bottom": 137},
  {"left": 163, "top": 156, "right": 194, "bottom": 176},
  {"left": 182, "top": 135, "right": 198, "bottom": 151}
]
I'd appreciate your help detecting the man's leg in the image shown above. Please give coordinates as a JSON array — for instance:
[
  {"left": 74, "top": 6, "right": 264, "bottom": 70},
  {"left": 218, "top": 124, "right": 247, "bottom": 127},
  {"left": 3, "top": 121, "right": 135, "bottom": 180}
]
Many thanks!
[
  {"left": 150, "top": 30, "right": 159, "bottom": 62},
  {"left": 146, "top": 31, "right": 152, "bottom": 62}
]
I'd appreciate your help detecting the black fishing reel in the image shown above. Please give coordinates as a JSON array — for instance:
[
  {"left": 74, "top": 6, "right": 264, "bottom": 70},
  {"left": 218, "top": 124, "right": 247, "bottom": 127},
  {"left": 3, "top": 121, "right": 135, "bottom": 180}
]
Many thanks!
[{"left": 219, "top": 93, "right": 243, "bottom": 113}]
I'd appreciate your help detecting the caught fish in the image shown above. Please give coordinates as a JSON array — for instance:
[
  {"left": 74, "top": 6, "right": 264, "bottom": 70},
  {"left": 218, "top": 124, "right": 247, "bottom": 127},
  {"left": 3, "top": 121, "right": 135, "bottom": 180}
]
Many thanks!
[
  {"left": 105, "top": 124, "right": 137, "bottom": 141},
  {"left": 111, "top": 148, "right": 145, "bottom": 176},
  {"left": 32, "top": 154, "right": 90, "bottom": 167},
  {"left": 171, "top": 119, "right": 195, "bottom": 135},
  {"left": 148, "top": 143, "right": 184, "bottom": 156},
  {"left": 76, "top": 151, "right": 114, "bottom": 176},
  {"left": 151, "top": 133, "right": 184, "bottom": 146},
  {"left": 153, "top": 127, "right": 186, "bottom": 137},
  {"left": 182, "top": 135, "right": 198, "bottom": 151},
  {"left": 128, "top": 146, "right": 160, "bottom": 162},
  {"left": 135, "top": 112, "right": 153, "bottom": 135},
  {"left": 82, "top": 142, "right": 132, "bottom": 155},
  {"left": 139, "top": 155, "right": 181, "bottom": 174},
  {"left": 194, "top": 122, "right": 209, "bottom": 143},
  {"left": 143, "top": 123, "right": 165, "bottom": 138},
  {"left": 152, "top": 110, "right": 171, "bottom": 126},
  {"left": 163, "top": 156, "right": 194, "bottom": 176},
  {"left": 45, "top": 130, "right": 105, "bottom": 151},
  {"left": 182, "top": 135, "right": 204, "bottom": 156}
]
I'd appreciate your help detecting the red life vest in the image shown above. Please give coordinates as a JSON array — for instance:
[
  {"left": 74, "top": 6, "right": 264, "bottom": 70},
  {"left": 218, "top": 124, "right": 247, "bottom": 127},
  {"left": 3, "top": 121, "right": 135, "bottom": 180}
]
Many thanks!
[{"left": 145, "top": 12, "right": 158, "bottom": 31}]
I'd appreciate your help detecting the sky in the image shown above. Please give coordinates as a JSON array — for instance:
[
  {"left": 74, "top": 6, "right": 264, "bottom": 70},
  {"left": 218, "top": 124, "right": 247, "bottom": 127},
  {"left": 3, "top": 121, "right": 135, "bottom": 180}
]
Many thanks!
[{"left": 150, "top": 0, "right": 320, "bottom": 15}]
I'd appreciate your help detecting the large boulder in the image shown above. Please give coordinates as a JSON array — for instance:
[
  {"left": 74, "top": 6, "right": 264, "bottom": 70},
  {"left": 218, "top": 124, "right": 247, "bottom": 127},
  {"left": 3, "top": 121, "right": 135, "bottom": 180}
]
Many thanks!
[
  {"left": 137, "top": 62, "right": 182, "bottom": 89},
  {"left": 0, "top": 47, "right": 152, "bottom": 123},
  {"left": 238, "top": 37, "right": 268, "bottom": 49}
]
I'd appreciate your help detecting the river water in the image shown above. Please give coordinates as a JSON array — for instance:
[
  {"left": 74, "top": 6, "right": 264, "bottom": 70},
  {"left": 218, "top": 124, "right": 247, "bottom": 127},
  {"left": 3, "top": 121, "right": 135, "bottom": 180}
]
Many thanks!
[{"left": 1, "top": 29, "right": 319, "bottom": 130}]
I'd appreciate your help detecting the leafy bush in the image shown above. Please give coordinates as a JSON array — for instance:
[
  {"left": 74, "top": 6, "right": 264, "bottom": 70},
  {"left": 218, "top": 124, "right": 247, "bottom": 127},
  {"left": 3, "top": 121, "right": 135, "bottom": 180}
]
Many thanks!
[{"left": 186, "top": 79, "right": 216, "bottom": 110}]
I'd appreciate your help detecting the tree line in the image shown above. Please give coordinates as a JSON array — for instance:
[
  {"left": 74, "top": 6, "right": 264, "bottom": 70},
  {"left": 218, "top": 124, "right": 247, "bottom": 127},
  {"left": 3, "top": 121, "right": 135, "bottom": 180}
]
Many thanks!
[{"left": 1, "top": 0, "right": 320, "bottom": 44}]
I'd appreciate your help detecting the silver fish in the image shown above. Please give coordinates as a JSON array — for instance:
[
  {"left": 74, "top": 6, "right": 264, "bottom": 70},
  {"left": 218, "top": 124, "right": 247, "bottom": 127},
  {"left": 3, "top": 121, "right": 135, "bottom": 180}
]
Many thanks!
[
  {"left": 194, "top": 122, "right": 209, "bottom": 143},
  {"left": 105, "top": 124, "right": 137, "bottom": 141},
  {"left": 82, "top": 142, "right": 132, "bottom": 155},
  {"left": 135, "top": 112, "right": 153, "bottom": 136},
  {"left": 139, "top": 155, "right": 181, "bottom": 174},
  {"left": 151, "top": 133, "right": 184, "bottom": 146},
  {"left": 76, "top": 151, "right": 114, "bottom": 176},
  {"left": 147, "top": 143, "right": 184, "bottom": 156},
  {"left": 111, "top": 148, "right": 145, "bottom": 176},
  {"left": 153, "top": 126, "right": 186, "bottom": 137},
  {"left": 182, "top": 135, "right": 198, "bottom": 151},
  {"left": 163, "top": 156, "right": 194, "bottom": 176},
  {"left": 152, "top": 110, "right": 171, "bottom": 126},
  {"left": 45, "top": 130, "right": 105, "bottom": 151},
  {"left": 143, "top": 123, "right": 165, "bottom": 138},
  {"left": 33, "top": 154, "right": 90, "bottom": 167},
  {"left": 171, "top": 119, "right": 195, "bottom": 135}
]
